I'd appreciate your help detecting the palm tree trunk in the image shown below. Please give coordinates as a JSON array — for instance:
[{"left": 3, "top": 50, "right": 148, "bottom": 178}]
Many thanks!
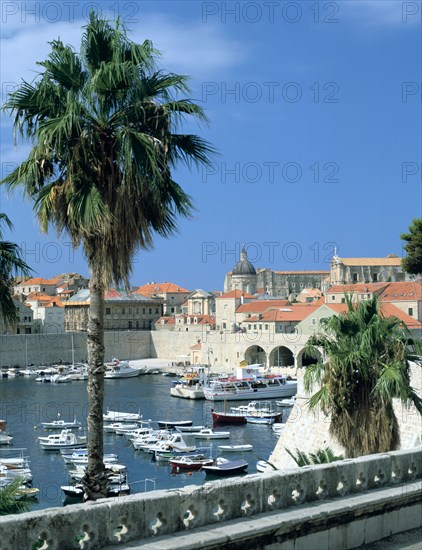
[{"left": 82, "top": 269, "right": 107, "bottom": 500}]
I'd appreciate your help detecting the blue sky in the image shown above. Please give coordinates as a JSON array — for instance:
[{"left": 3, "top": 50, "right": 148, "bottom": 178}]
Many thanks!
[{"left": 1, "top": 1, "right": 421, "bottom": 291}]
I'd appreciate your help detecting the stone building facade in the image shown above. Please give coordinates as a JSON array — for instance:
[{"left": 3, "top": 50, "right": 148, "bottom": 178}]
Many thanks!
[
  {"left": 224, "top": 247, "right": 329, "bottom": 298},
  {"left": 64, "top": 289, "right": 164, "bottom": 332},
  {"left": 330, "top": 253, "right": 407, "bottom": 285}
]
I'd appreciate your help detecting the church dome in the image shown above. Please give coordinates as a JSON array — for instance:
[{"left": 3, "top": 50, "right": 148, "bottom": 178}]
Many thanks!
[{"left": 232, "top": 245, "right": 256, "bottom": 276}]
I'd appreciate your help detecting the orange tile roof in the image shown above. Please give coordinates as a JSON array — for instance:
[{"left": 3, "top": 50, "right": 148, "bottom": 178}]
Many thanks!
[
  {"left": 325, "top": 303, "right": 421, "bottom": 329},
  {"left": 134, "top": 282, "right": 190, "bottom": 295},
  {"left": 379, "top": 282, "right": 422, "bottom": 301},
  {"left": 155, "top": 316, "right": 176, "bottom": 325},
  {"left": 25, "top": 292, "right": 52, "bottom": 301},
  {"left": 18, "top": 277, "right": 62, "bottom": 286},
  {"left": 217, "top": 290, "right": 256, "bottom": 300},
  {"left": 242, "top": 304, "right": 321, "bottom": 323},
  {"left": 327, "top": 283, "right": 389, "bottom": 294},
  {"left": 236, "top": 299, "right": 289, "bottom": 313},
  {"left": 339, "top": 258, "right": 402, "bottom": 266},
  {"left": 190, "top": 343, "right": 202, "bottom": 350}
]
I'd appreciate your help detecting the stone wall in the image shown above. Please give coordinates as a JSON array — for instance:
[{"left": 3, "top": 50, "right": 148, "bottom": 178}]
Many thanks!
[
  {"left": 270, "top": 362, "right": 422, "bottom": 468},
  {"left": 0, "top": 448, "right": 420, "bottom": 550},
  {"left": 0, "top": 331, "right": 151, "bottom": 367}
]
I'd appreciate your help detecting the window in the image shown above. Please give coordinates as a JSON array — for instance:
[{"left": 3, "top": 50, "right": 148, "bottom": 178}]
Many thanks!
[
  {"left": 143, "top": 308, "right": 146, "bottom": 314},
  {"left": 222, "top": 322, "right": 226, "bottom": 329},
  {"left": 332, "top": 296, "right": 335, "bottom": 300},
  {"left": 155, "top": 308, "right": 159, "bottom": 314},
  {"left": 106, "top": 308, "right": 111, "bottom": 315},
  {"left": 265, "top": 324, "right": 268, "bottom": 330},
  {"left": 341, "top": 298, "right": 346, "bottom": 303},
  {"left": 149, "top": 308, "right": 152, "bottom": 314},
  {"left": 122, "top": 308, "right": 125, "bottom": 314},
  {"left": 352, "top": 273, "right": 358, "bottom": 282},
  {"left": 311, "top": 318, "right": 316, "bottom": 325},
  {"left": 128, "top": 321, "right": 132, "bottom": 329},
  {"left": 408, "top": 308, "right": 414, "bottom": 316},
  {"left": 136, "top": 321, "right": 139, "bottom": 329},
  {"left": 128, "top": 308, "right": 132, "bottom": 314},
  {"left": 171, "top": 307, "right": 175, "bottom": 313}
]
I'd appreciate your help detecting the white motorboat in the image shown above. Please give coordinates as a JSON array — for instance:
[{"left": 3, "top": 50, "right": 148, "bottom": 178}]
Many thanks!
[
  {"left": 41, "top": 415, "right": 81, "bottom": 430},
  {"left": 103, "top": 422, "right": 139, "bottom": 433},
  {"left": 0, "top": 434, "right": 13, "bottom": 445},
  {"left": 175, "top": 425, "right": 207, "bottom": 433},
  {"left": 104, "top": 359, "right": 140, "bottom": 379},
  {"left": 272, "top": 424, "right": 285, "bottom": 435},
  {"left": 193, "top": 428, "right": 230, "bottom": 440},
  {"left": 246, "top": 416, "right": 275, "bottom": 425},
  {"left": 217, "top": 444, "right": 253, "bottom": 452},
  {"left": 204, "top": 365, "right": 297, "bottom": 401},
  {"left": 276, "top": 396, "right": 296, "bottom": 407},
  {"left": 103, "top": 409, "right": 142, "bottom": 422},
  {"left": 38, "top": 429, "right": 86, "bottom": 450},
  {"left": 61, "top": 481, "right": 130, "bottom": 498}
]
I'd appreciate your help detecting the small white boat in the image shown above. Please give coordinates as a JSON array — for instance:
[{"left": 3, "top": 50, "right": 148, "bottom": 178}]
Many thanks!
[
  {"left": 103, "top": 422, "right": 139, "bottom": 433},
  {"left": 38, "top": 429, "right": 86, "bottom": 450},
  {"left": 156, "top": 420, "right": 193, "bottom": 429},
  {"left": 245, "top": 416, "right": 274, "bottom": 425},
  {"left": 175, "top": 425, "right": 206, "bottom": 433},
  {"left": 103, "top": 409, "right": 142, "bottom": 422},
  {"left": 276, "top": 396, "right": 296, "bottom": 407},
  {"left": 41, "top": 415, "right": 81, "bottom": 430},
  {"left": 104, "top": 359, "right": 140, "bottom": 379},
  {"left": 0, "top": 434, "right": 13, "bottom": 445},
  {"left": 202, "top": 457, "right": 248, "bottom": 476},
  {"left": 272, "top": 424, "right": 285, "bottom": 434},
  {"left": 193, "top": 428, "right": 230, "bottom": 440},
  {"left": 217, "top": 444, "right": 253, "bottom": 452}
]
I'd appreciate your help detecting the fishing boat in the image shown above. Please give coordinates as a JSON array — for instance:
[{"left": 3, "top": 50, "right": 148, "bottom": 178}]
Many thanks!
[
  {"left": 41, "top": 415, "right": 81, "bottom": 430},
  {"left": 202, "top": 457, "right": 248, "bottom": 476},
  {"left": 169, "top": 454, "right": 214, "bottom": 471},
  {"left": 38, "top": 429, "right": 86, "bottom": 450},
  {"left": 217, "top": 444, "right": 253, "bottom": 452},
  {"left": 204, "top": 365, "right": 297, "bottom": 401},
  {"left": 104, "top": 359, "right": 141, "bottom": 379},
  {"left": 246, "top": 416, "right": 275, "bottom": 425}
]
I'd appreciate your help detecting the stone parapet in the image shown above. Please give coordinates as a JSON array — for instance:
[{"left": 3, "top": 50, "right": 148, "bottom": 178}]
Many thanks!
[{"left": 0, "top": 448, "right": 420, "bottom": 550}]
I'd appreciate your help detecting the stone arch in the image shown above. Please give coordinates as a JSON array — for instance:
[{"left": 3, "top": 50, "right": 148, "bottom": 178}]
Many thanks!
[
  {"left": 244, "top": 345, "right": 266, "bottom": 366},
  {"left": 268, "top": 346, "right": 295, "bottom": 368},
  {"left": 296, "top": 347, "right": 322, "bottom": 369}
]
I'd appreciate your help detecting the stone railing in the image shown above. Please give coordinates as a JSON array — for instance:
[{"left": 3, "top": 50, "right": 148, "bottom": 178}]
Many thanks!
[{"left": 0, "top": 447, "right": 421, "bottom": 549}]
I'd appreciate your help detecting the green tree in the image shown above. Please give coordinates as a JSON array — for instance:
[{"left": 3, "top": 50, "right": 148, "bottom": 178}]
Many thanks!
[
  {"left": 2, "top": 13, "right": 215, "bottom": 499},
  {"left": 0, "top": 478, "right": 32, "bottom": 515},
  {"left": 0, "top": 213, "right": 31, "bottom": 325},
  {"left": 304, "top": 296, "right": 422, "bottom": 458},
  {"left": 401, "top": 218, "right": 422, "bottom": 275}
]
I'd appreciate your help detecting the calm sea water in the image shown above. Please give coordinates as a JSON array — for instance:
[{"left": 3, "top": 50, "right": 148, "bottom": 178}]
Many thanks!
[{"left": 0, "top": 375, "right": 290, "bottom": 510}]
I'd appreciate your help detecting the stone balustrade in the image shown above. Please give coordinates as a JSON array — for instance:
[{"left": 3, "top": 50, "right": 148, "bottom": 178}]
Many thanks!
[{"left": 0, "top": 447, "right": 421, "bottom": 549}]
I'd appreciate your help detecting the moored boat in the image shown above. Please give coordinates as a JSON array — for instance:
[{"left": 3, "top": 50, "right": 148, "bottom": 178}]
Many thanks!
[
  {"left": 204, "top": 365, "right": 297, "bottom": 401},
  {"left": 169, "top": 454, "right": 213, "bottom": 471},
  {"left": 156, "top": 420, "right": 193, "bottom": 429},
  {"left": 246, "top": 416, "right": 275, "bottom": 425},
  {"left": 38, "top": 429, "right": 86, "bottom": 450},
  {"left": 104, "top": 359, "right": 141, "bottom": 379},
  {"left": 41, "top": 415, "right": 81, "bottom": 429},
  {"left": 217, "top": 444, "right": 253, "bottom": 452},
  {"left": 201, "top": 457, "right": 248, "bottom": 476}
]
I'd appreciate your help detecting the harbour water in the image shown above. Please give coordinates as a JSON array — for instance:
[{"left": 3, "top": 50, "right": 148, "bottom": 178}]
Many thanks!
[{"left": 0, "top": 373, "right": 292, "bottom": 510}]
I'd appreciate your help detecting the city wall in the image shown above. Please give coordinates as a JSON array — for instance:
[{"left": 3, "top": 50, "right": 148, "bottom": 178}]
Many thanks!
[
  {"left": 0, "top": 331, "right": 151, "bottom": 367},
  {"left": 0, "top": 448, "right": 420, "bottom": 550}
]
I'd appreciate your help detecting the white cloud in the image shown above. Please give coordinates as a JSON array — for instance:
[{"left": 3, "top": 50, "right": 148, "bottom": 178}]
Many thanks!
[{"left": 0, "top": 10, "right": 246, "bottom": 90}]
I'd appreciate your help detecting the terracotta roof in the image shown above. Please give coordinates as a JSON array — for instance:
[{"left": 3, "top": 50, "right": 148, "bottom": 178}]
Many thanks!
[
  {"left": 379, "top": 282, "right": 422, "bottom": 301},
  {"left": 25, "top": 292, "right": 52, "bottom": 302},
  {"left": 134, "top": 282, "right": 190, "bottom": 295},
  {"left": 236, "top": 299, "right": 289, "bottom": 313},
  {"left": 242, "top": 304, "right": 320, "bottom": 323},
  {"left": 18, "top": 277, "right": 62, "bottom": 286},
  {"left": 217, "top": 290, "right": 256, "bottom": 300},
  {"left": 155, "top": 316, "right": 176, "bottom": 325},
  {"left": 190, "top": 343, "right": 202, "bottom": 350},
  {"left": 327, "top": 283, "right": 389, "bottom": 294},
  {"left": 338, "top": 258, "right": 402, "bottom": 266},
  {"left": 176, "top": 314, "right": 215, "bottom": 324},
  {"left": 325, "top": 303, "right": 421, "bottom": 329}
]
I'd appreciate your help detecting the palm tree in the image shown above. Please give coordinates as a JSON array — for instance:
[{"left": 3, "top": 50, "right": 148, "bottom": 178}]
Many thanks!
[
  {"left": 2, "top": 13, "right": 215, "bottom": 499},
  {"left": 285, "top": 447, "right": 344, "bottom": 467},
  {"left": 304, "top": 295, "right": 422, "bottom": 458},
  {"left": 0, "top": 213, "right": 31, "bottom": 326}
]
